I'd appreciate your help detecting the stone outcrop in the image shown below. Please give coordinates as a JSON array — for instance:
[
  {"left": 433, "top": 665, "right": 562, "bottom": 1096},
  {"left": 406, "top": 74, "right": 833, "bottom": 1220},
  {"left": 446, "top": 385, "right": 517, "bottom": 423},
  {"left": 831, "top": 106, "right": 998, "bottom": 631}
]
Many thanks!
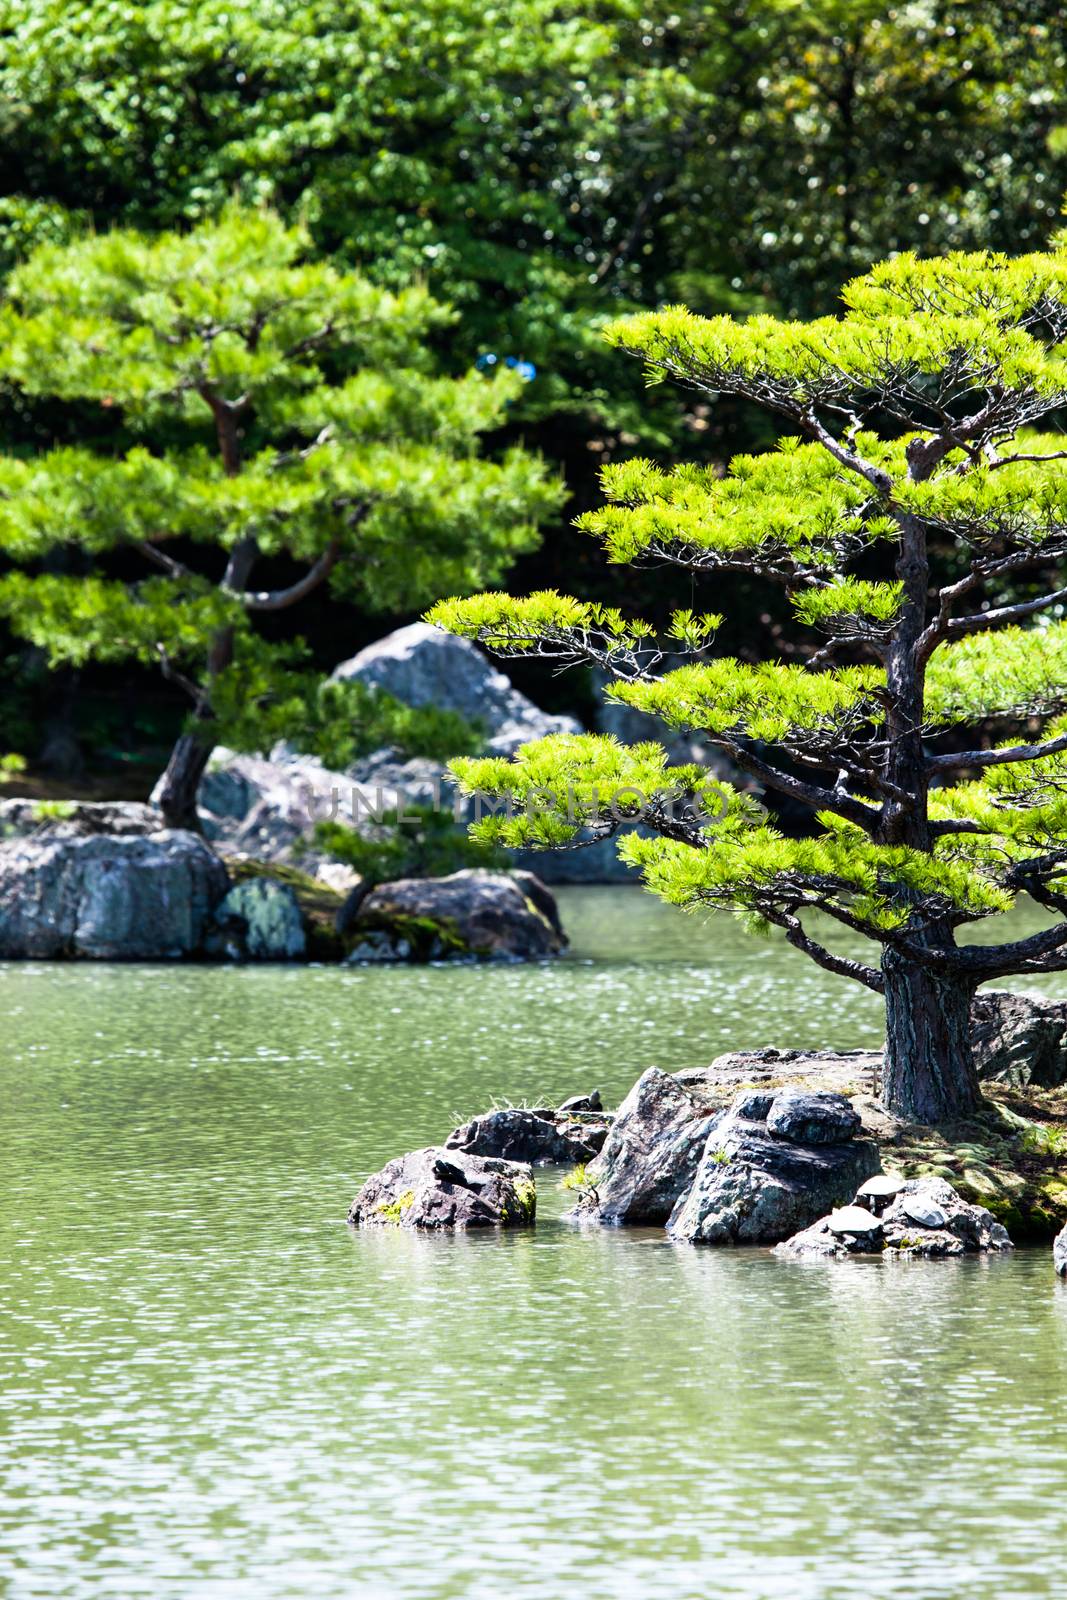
[
  {"left": 0, "top": 798, "right": 160, "bottom": 837},
  {"left": 971, "top": 990, "right": 1067, "bottom": 1089},
  {"left": 445, "top": 1102, "right": 611, "bottom": 1166},
  {"left": 666, "top": 1089, "right": 881, "bottom": 1245},
  {"left": 212, "top": 877, "right": 307, "bottom": 960},
  {"left": 356, "top": 868, "right": 565, "bottom": 961},
  {"left": 569, "top": 1067, "right": 721, "bottom": 1225},
  {"left": 777, "top": 1175, "right": 1014, "bottom": 1258},
  {"left": 333, "top": 621, "right": 580, "bottom": 757},
  {"left": 348, "top": 1146, "right": 536, "bottom": 1230},
  {"left": 0, "top": 828, "right": 228, "bottom": 959}
]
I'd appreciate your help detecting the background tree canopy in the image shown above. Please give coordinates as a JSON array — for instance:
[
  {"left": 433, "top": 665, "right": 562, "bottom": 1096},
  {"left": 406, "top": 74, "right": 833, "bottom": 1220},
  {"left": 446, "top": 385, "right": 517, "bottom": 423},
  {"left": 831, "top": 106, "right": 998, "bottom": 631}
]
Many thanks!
[{"left": 0, "top": 0, "right": 1065, "bottom": 775}]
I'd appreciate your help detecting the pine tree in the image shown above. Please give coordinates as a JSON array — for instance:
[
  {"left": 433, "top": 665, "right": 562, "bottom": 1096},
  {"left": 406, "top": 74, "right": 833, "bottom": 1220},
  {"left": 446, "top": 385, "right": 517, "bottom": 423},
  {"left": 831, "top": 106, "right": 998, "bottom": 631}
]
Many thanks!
[
  {"left": 430, "top": 240, "right": 1067, "bottom": 1124},
  {"left": 0, "top": 207, "right": 559, "bottom": 826}
]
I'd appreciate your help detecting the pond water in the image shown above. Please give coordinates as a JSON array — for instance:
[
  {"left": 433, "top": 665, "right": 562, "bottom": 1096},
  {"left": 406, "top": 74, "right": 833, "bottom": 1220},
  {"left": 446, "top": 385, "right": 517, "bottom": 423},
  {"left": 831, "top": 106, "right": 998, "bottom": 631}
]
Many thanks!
[{"left": 3, "top": 887, "right": 1067, "bottom": 1599}]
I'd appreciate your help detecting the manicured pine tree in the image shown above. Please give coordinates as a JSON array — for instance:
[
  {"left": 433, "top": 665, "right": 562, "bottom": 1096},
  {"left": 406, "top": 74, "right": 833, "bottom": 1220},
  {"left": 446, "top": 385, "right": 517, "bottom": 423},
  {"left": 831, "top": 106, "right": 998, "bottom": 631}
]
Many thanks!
[
  {"left": 0, "top": 207, "right": 559, "bottom": 826},
  {"left": 430, "top": 241, "right": 1067, "bottom": 1124}
]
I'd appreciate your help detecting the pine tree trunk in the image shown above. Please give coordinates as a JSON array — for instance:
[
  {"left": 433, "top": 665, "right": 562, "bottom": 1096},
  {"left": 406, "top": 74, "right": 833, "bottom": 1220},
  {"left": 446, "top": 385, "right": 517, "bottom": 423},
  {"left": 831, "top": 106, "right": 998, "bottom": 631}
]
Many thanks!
[
  {"left": 157, "top": 732, "right": 213, "bottom": 832},
  {"left": 881, "top": 948, "right": 980, "bottom": 1123}
]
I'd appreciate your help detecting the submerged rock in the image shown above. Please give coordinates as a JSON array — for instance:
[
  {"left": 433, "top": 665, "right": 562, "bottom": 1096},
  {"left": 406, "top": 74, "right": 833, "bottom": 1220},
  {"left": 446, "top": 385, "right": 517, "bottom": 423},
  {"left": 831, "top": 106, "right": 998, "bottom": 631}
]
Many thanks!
[
  {"left": 445, "top": 1103, "right": 611, "bottom": 1166},
  {"left": 569, "top": 1067, "right": 721, "bottom": 1225},
  {"left": 778, "top": 1176, "right": 1014, "bottom": 1259},
  {"left": 348, "top": 1146, "right": 536, "bottom": 1230},
  {"left": 666, "top": 1089, "right": 880, "bottom": 1245},
  {"left": 359, "top": 869, "right": 565, "bottom": 961},
  {"left": 212, "top": 877, "right": 306, "bottom": 960},
  {"left": 0, "top": 828, "right": 228, "bottom": 959}
]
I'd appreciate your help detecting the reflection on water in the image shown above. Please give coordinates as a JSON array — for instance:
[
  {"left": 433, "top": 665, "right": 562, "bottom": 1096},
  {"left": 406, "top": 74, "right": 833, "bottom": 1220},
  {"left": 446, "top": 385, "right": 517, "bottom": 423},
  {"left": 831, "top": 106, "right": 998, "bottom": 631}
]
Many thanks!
[{"left": 2, "top": 887, "right": 1066, "bottom": 1598}]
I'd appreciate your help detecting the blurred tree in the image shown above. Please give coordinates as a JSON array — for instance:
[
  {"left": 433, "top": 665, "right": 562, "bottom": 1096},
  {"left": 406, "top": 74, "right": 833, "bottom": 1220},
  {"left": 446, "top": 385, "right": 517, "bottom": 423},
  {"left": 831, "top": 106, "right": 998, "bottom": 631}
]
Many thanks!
[{"left": 0, "top": 208, "right": 559, "bottom": 825}]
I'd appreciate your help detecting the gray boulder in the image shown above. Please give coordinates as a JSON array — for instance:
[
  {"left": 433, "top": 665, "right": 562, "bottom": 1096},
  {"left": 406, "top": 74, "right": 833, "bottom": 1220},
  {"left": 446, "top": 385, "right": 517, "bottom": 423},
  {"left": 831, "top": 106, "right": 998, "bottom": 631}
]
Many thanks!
[
  {"left": 666, "top": 1089, "right": 880, "bottom": 1245},
  {"left": 1054, "top": 1221, "right": 1067, "bottom": 1276},
  {"left": 333, "top": 622, "right": 580, "bottom": 757},
  {"left": 445, "top": 1105, "right": 611, "bottom": 1166},
  {"left": 348, "top": 1146, "right": 536, "bottom": 1230},
  {"left": 570, "top": 1066, "right": 721, "bottom": 1224},
  {"left": 359, "top": 869, "right": 565, "bottom": 961},
  {"left": 213, "top": 877, "right": 306, "bottom": 960},
  {"left": 971, "top": 990, "right": 1067, "bottom": 1089},
  {"left": 766, "top": 1090, "right": 862, "bottom": 1145},
  {"left": 778, "top": 1176, "right": 1014, "bottom": 1259},
  {"left": 0, "top": 829, "right": 228, "bottom": 959}
]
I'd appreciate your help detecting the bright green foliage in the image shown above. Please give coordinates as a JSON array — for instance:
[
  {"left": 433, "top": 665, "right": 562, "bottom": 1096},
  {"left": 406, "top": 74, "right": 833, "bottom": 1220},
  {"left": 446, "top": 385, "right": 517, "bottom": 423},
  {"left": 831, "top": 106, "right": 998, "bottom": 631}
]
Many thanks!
[
  {"left": 0, "top": 208, "right": 559, "bottom": 797},
  {"left": 430, "top": 233, "right": 1067, "bottom": 1004}
]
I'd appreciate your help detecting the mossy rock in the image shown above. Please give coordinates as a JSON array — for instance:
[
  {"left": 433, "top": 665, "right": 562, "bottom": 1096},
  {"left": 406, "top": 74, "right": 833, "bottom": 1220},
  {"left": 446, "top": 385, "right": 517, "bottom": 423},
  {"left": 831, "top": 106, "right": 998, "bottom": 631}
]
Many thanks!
[{"left": 222, "top": 856, "right": 347, "bottom": 961}]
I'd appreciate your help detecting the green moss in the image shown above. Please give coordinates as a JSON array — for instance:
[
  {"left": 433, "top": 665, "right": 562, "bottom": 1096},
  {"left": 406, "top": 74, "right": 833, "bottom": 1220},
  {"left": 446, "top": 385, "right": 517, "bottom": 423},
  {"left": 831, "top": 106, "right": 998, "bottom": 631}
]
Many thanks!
[
  {"left": 513, "top": 1178, "right": 537, "bottom": 1221},
  {"left": 224, "top": 856, "right": 348, "bottom": 960},
  {"left": 376, "top": 1189, "right": 415, "bottom": 1224}
]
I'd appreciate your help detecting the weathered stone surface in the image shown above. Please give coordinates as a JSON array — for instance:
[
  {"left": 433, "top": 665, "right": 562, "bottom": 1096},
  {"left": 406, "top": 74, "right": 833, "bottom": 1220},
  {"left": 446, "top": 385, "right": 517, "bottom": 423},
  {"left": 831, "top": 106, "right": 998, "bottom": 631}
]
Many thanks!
[
  {"left": 666, "top": 1091, "right": 881, "bottom": 1246},
  {"left": 0, "top": 798, "right": 159, "bottom": 837},
  {"left": 213, "top": 877, "right": 306, "bottom": 960},
  {"left": 571, "top": 1067, "right": 722, "bottom": 1225},
  {"left": 558, "top": 1091, "right": 603, "bottom": 1114},
  {"left": 333, "top": 621, "right": 580, "bottom": 757},
  {"left": 0, "top": 829, "right": 228, "bottom": 959},
  {"left": 777, "top": 1177, "right": 1014, "bottom": 1259},
  {"left": 676, "top": 1048, "right": 884, "bottom": 1109},
  {"left": 971, "top": 990, "right": 1067, "bottom": 1089},
  {"left": 826, "top": 1205, "right": 884, "bottom": 1238},
  {"left": 766, "top": 1090, "right": 861, "bottom": 1146},
  {"left": 1054, "top": 1221, "right": 1067, "bottom": 1275},
  {"left": 184, "top": 748, "right": 356, "bottom": 872},
  {"left": 360, "top": 869, "right": 565, "bottom": 961},
  {"left": 445, "top": 1106, "right": 611, "bottom": 1166},
  {"left": 347, "top": 1146, "right": 536, "bottom": 1230}
]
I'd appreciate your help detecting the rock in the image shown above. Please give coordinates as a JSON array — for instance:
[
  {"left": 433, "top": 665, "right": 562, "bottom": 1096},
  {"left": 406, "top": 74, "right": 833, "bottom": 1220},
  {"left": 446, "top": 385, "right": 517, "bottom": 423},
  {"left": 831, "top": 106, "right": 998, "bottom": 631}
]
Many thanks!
[
  {"left": 1054, "top": 1221, "right": 1067, "bottom": 1276},
  {"left": 347, "top": 1146, "right": 536, "bottom": 1230},
  {"left": 971, "top": 990, "right": 1067, "bottom": 1089},
  {"left": 181, "top": 748, "right": 357, "bottom": 870},
  {"left": 0, "top": 829, "right": 228, "bottom": 959},
  {"left": 766, "top": 1090, "right": 861, "bottom": 1146},
  {"left": 666, "top": 1091, "right": 881, "bottom": 1246},
  {"left": 445, "top": 1106, "right": 611, "bottom": 1165},
  {"left": 0, "top": 798, "right": 160, "bottom": 837},
  {"left": 359, "top": 869, "right": 565, "bottom": 961},
  {"left": 678, "top": 1048, "right": 884, "bottom": 1109},
  {"left": 332, "top": 622, "right": 580, "bottom": 757},
  {"left": 343, "top": 930, "right": 413, "bottom": 964},
  {"left": 778, "top": 1176, "right": 1013, "bottom": 1259},
  {"left": 570, "top": 1067, "right": 722, "bottom": 1225},
  {"left": 213, "top": 877, "right": 306, "bottom": 960}
]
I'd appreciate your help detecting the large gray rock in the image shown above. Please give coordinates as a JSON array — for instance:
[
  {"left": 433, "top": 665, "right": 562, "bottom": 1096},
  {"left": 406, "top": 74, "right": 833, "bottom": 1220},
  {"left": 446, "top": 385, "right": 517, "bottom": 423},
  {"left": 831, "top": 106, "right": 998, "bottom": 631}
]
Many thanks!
[
  {"left": 0, "top": 829, "right": 228, "bottom": 959},
  {"left": 766, "top": 1090, "right": 862, "bottom": 1146},
  {"left": 213, "top": 877, "right": 306, "bottom": 960},
  {"left": 348, "top": 1146, "right": 536, "bottom": 1230},
  {"left": 360, "top": 869, "right": 565, "bottom": 961},
  {"left": 445, "top": 1105, "right": 611, "bottom": 1166},
  {"left": 181, "top": 748, "right": 360, "bottom": 875},
  {"left": 778, "top": 1176, "right": 1013, "bottom": 1259},
  {"left": 570, "top": 1066, "right": 721, "bottom": 1225},
  {"left": 333, "top": 622, "right": 580, "bottom": 757},
  {"left": 1054, "top": 1220, "right": 1067, "bottom": 1276},
  {"left": 971, "top": 990, "right": 1067, "bottom": 1089},
  {"left": 666, "top": 1090, "right": 880, "bottom": 1245}
]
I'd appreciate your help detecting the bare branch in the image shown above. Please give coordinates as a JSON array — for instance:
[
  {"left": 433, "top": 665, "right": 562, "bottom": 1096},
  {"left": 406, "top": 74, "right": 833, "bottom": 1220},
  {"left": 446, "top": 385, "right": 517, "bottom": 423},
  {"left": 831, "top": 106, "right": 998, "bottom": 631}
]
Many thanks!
[
  {"left": 241, "top": 539, "right": 343, "bottom": 612},
  {"left": 764, "top": 908, "right": 885, "bottom": 992},
  {"left": 928, "top": 731, "right": 1067, "bottom": 774}
]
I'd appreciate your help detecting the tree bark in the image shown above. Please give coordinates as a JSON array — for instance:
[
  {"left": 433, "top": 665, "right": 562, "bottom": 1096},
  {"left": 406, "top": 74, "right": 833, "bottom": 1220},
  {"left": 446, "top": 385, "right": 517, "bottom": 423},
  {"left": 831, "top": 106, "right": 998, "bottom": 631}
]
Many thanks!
[
  {"left": 881, "top": 948, "right": 980, "bottom": 1122},
  {"left": 157, "top": 732, "right": 214, "bottom": 832}
]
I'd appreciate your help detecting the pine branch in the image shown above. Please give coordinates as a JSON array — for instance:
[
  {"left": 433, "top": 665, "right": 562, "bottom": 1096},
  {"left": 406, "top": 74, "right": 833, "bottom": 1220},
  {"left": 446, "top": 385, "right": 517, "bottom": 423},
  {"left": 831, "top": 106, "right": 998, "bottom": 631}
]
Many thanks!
[
  {"left": 927, "top": 731, "right": 1067, "bottom": 774},
  {"left": 242, "top": 539, "right": 343, "bottom": 611},
  {"left": 764, "top": 907, "right": 885, "bottom": 992}
]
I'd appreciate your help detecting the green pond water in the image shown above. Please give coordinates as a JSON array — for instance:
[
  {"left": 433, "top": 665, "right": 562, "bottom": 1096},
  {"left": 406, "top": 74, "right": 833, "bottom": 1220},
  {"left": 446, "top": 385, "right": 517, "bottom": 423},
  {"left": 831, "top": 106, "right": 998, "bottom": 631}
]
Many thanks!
[{"left": 3, "top": 886, "right": 1067, "bottom": 1599}]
